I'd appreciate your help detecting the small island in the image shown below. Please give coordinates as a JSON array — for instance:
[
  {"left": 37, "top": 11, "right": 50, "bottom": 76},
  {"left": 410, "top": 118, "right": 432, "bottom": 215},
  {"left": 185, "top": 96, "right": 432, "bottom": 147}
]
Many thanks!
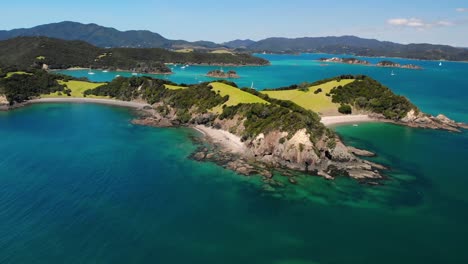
[
  {"left": 206, "top": 70, "right": 240, "bottom": 79},
  {"left": 319, "top": 57, "right": 371, "bottom": 65},
  {"left": 377, "top": 60, "right": 422, "bottom": 69},
  {"left": 319, "top": 57, "right": 423, "bottom": 69}
]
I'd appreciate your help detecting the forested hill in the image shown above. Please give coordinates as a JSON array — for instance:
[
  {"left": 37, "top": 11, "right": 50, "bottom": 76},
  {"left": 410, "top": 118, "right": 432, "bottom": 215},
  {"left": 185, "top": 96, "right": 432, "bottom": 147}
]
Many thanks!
[
  {"left": 0, "top": 21, "right": 220, "bottom": 49},
  {"left": 245, "top": 36, "right": 468, "bottom": 61},
  {"left": 0, "top": 37, "right": 269, "bottom": 71}
]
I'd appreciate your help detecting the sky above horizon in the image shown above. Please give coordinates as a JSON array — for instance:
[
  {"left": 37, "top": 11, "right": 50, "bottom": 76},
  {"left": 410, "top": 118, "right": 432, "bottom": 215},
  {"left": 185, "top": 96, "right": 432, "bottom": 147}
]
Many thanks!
[{"left": 1, "top": 0, "right": 468, "bottom": 46}]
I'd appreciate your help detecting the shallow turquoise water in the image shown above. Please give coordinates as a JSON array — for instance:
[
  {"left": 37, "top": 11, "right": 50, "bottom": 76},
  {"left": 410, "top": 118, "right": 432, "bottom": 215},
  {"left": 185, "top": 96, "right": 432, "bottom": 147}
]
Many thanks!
[
  {"left": 1, "top": 104, "right": 467, "bottom": 263},
  {"left": 1, "top": 54, "right": 467, "bottom": 263}
]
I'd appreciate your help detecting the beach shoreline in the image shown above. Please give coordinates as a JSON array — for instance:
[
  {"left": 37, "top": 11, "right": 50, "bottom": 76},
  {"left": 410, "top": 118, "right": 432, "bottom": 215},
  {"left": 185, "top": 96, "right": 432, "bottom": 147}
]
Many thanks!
[
  {"left": 320, "top": 114, "right": 379, "bottom": 126},
  {"left": 26, "top": 97, "right": 151, "bottom": 109},
  {"left": 193, "top": 125, "right": 247, "bottom": 154}
]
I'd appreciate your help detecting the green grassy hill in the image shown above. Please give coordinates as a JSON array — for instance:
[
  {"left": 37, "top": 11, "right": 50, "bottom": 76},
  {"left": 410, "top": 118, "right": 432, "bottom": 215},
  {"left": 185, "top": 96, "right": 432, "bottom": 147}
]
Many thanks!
[
  {"left": 261, "top": 79, "right": 354, "bottom": 115},
  {"left": 209, "top": 82, "right": 269, "bottom": 113}
]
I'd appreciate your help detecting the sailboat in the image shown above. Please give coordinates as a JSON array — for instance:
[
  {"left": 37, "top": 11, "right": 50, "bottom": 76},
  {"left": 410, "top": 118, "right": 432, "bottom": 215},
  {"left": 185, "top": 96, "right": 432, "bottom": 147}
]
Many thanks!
[
  {"left": 251, "top": 81, "right": 254, "bottom": 89},
  {"left": 439, "top": 62, "right": 442, "bottom": 66},
  {"left": 391, "top": 70, "right": 396, "bottom": 76}
]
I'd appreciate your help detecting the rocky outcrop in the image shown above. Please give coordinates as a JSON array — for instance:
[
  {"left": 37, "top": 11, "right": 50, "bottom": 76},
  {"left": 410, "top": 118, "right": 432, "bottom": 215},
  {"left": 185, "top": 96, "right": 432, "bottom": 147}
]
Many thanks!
[
  {"left": 377, "top": 61, "right": 422, "bottom": 70},
  {"left": 0, "top": 95, "right": 9, "bottom": 110},
  {"left": 399, "top": 109, "right": 468, "bottom": 132},
  {"left": 206, "top": 70, "right": 239, "bottom": 79}
]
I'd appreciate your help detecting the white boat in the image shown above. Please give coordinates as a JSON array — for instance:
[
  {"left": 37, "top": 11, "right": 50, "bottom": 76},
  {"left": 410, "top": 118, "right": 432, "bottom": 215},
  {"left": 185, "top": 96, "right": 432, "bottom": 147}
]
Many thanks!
[
  {"left": 181, "top": 66, "right": 186, "bottom": 69},
  {"left": 439, "top": 62, "right": 442, "bottom": 66},
  {"left": 88, "top": 71, "right": 95, "bottom": 75},
  {"left": 115, "top": 75, "right": 121, "bottom": 77},
  {"left": 251, "top": 81, "right": 254, "bottom": 89},
  {"left": 262, "top": 51, "right": 266, "bottom": 55},
  {"left": 102, "top": 70, "right": 109, "bottom": 73},
  {"left": 132, "top": 72, "right": 138, "bottom": 76},
  {"left": 353, "top": 124, "right": 359, "bottom": 127},
  {"left": 391, "top": 70, "right": 396, "bottom": 76}
]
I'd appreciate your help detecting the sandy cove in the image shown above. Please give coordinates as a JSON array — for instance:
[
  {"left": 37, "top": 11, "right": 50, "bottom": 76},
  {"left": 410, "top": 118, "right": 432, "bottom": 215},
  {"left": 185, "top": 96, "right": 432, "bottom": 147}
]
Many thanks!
[
  {"left": 194, "top": 125, "right": 247, "bottom": 154},
  {"left": 320, "top": 114, "right": 378, "bottom": 126}
]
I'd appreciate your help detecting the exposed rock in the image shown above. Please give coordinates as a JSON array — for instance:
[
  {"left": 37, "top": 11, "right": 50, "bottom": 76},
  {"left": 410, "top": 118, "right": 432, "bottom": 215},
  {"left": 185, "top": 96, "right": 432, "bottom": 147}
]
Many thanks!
[
  {"left": 347, "top": 146, "right": 376, "bottom": 157},
  {"left": 400, "top": 109, "right": 468, "bottom": 132},
  {"left": 317, "top": 170, "right": 334, "bottom": 180}
]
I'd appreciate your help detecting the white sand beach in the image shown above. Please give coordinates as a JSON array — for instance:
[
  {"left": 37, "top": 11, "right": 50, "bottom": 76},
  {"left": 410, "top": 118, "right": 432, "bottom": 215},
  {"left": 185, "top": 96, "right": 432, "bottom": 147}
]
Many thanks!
[
  {"left": 320, "top": 115, "right": 377, "bottom": 126},
  {"left": 194, "top": 125, "right": 246, "bottom": 154}
]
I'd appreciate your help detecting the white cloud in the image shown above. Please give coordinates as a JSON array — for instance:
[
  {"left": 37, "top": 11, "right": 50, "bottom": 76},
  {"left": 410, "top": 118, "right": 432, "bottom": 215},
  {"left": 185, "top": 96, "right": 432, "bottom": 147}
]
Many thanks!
[
  {"left": 456, "top": 8, "right": 468, "bottom": 12},
  {"left": 387, "top": 18, "right": 455, "bottom": 29}
]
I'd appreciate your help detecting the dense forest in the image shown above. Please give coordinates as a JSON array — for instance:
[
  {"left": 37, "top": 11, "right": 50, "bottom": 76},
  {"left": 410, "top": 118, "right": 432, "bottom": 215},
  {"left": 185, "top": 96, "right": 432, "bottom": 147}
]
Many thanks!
[
  {"left": 329, "top": 76, "right": 416, "bottom": 119},
  {"left": 0, "top": 37, "right": 269, "bottom": 72},
  {"left": 0, "top": 70, "right": 66, "bottom": 104}
]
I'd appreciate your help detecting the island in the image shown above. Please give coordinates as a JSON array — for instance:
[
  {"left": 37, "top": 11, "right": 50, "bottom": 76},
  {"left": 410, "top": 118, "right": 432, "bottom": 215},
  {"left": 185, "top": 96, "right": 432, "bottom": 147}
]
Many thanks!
[
  {"left": 377, "top": 60, "right": 422, "bottom": 69},
  {"left": 206, "top": 70, "right": 240, "bottom": 79},
  {"left": 2, "top": 69, "right": 466, "bottom": 186},
  {"left": 319, "top": 57, "right": 423, "bottom": 69},
  {"left": 319, "top": 57, "right": 370, "bottom": 65}
]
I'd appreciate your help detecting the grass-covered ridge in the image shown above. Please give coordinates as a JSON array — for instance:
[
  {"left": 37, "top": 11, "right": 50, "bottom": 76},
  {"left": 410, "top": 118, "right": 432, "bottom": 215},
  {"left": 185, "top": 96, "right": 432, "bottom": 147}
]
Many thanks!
[
  {"left": 44, "top": 80, "right": 106, "bottom": 98},
  {"left": 209, "top": 82, "right": 269, "bottom": 113},
  {"left": 261, "top": 79, "right": 354, "bottom": 114}
]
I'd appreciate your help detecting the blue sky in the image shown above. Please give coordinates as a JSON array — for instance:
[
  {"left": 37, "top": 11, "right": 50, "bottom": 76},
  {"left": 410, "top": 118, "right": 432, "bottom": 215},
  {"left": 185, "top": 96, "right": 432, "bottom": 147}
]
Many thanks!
[{"left": 2, "top": 0, "right": 468, "bottom": 46}]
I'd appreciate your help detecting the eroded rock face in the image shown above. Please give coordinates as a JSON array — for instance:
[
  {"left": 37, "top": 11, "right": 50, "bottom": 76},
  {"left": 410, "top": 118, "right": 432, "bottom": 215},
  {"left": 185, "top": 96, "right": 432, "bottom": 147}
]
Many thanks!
[
  {"left": 400, "top": 109, "right": 468, "bottom": 132},
  {"left": 0, "top": 95, "right": 9, "bottom": 110}
]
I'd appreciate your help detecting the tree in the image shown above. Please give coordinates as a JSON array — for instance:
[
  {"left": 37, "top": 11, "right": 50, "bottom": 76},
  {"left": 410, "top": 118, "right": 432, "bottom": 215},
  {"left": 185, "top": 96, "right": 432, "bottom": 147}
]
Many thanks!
[{"left": 338, "top": 104, "right": 352, "bottom": 114}]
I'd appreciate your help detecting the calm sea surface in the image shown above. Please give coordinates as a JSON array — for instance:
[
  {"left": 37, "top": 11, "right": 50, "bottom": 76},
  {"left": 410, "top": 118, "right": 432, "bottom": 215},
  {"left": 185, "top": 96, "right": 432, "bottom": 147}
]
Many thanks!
[{"left": 0, "top": 54, "right": 466, "bottom": 263}]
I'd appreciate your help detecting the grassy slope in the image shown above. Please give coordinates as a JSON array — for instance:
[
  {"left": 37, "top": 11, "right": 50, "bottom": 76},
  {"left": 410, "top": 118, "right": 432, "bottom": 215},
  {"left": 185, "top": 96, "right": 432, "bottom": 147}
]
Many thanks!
[
  {"left": 43, "top": 80, "right": 107, "bottom": 98},
  {"left": 5, "top": 71, "right": 31, "bottom": 78},
  {"left": 261, "top": 79, "right": 355, "bottom": 115},
  {"left": 210, "top": 82, "right": 269, "bottom": 113},
  {"left": 164, "top": 84, "right": 187, "bottom": 90}
]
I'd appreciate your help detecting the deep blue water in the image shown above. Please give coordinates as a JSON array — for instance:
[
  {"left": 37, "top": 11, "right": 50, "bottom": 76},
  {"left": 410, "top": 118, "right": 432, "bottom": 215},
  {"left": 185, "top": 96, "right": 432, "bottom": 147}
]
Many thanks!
[{"left": 0, "top": 54, "right": 467, "bottom": 263}]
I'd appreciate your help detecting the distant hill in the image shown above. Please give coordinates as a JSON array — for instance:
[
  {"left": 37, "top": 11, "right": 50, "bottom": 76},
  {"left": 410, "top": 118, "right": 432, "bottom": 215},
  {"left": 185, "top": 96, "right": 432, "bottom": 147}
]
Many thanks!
[
  {"left": 0, "top": 37, "right": 269, "bottom": 71},
  {"left": 243, "top": 36, "right": 468, "bottom": 61},
  {"left": 223, "top": 39, "right": 256, "bottom": 49},
  {"left": 0, "top": 21, "right": 220, "bottom": 49},
  {"left": 1, "top": 22, "right": 468, "bottom": 61}
]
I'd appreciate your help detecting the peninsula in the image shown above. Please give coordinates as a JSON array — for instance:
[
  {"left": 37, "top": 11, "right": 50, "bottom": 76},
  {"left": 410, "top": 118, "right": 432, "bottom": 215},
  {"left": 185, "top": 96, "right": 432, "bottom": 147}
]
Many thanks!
[{"left": 2, "top": 69, "right": 466, "bottom": 185}]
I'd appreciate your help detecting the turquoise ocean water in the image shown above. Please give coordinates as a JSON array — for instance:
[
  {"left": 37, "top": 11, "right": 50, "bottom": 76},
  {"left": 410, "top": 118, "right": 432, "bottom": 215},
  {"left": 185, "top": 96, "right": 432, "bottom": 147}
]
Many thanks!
[{"left": 0, "top": 54, "right": 466, "bottom": 263}]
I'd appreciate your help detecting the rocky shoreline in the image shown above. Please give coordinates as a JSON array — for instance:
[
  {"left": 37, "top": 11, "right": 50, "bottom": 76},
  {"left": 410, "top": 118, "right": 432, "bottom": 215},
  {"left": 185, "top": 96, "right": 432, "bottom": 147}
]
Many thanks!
[{"left": 131, "top": 108, "right": 390, "bottom": 185}]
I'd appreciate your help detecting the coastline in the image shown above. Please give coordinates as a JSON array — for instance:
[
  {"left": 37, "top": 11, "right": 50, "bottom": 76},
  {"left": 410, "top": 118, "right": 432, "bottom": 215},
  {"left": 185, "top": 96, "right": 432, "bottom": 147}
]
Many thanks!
[
  {"left": 26, "top": 98, "right": 151, "bottom": 109},
  {"left": 320, "top": 115, "right": 379, "bottom": 126},
  {"left": 193, "top": 125, "right": 247, "bottom": 154}
]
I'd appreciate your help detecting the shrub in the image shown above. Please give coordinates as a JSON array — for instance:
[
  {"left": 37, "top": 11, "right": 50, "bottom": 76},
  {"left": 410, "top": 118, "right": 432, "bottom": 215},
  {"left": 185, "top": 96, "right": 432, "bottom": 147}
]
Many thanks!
[{"left": 338, "top": 104, "right": 352, "bottom": 114}]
